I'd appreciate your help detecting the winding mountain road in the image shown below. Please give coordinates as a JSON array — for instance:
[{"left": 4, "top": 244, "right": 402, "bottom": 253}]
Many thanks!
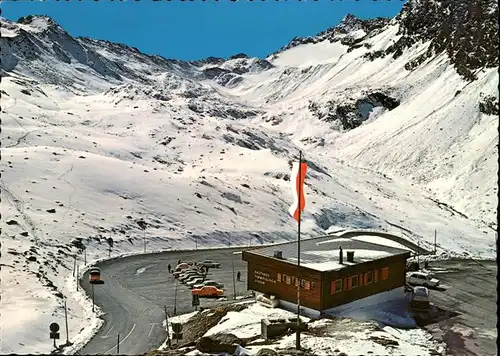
[{"left": 77, "top": 248, "right": 249, "bottom": 355}]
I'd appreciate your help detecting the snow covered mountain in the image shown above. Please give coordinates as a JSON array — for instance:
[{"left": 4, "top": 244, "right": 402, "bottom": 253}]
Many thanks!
[{"left": 1, "top": 0, "right": 498, "bottom": 353}]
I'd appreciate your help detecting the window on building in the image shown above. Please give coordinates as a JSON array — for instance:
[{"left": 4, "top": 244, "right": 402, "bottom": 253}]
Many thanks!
[
  {"left": 330, "top": 279, "right": 343, "bottom": 294},
  {"left": 283, "top": 274, "right": 289, "bottom": 284},
  {"left": 310, "top": 281, "right": 316, "bottom": 290},
  {"left": 364, "top": 271, "right": 373, "bottom": 285},
  {"left": 295, "top": 278, "right": 300, "bottom": 287},
  {"left": 291, "top": 276, "right": 296, "bottom": 285},
  {"left": 374, "top": 269, "right": 379, "bottom": 283},
  {"left": 277, "top": 273, "right": 282, "bottom": 282},
  {"left": 381, "top": 267, "right": 389, "bottom": 280},
  {"left": 304, "top": 280, "right": 311, "bottom": 290},
  {"left": 300, "top": 279, "right": 307, "bottom": 288},
  {"left": 351, "top": 275, "right": 359, "bottom": 288}
]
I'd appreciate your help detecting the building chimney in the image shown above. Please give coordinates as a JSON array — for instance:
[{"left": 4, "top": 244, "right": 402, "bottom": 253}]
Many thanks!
[
  {"left": 274, "top": 250, "right": 283, "bottom": 259},
  {"left": 339, "top": 246, "right": 343, "bottom": 264},
  {"left": 346, "top": 251, "right": 355, "bottom": 263}
]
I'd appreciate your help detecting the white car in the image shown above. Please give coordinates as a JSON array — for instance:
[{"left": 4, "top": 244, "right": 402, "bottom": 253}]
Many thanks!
[
  {"left": 411, "top": 286, "right": 430, "bottom": 311},
  {"left": 179, "top": 272, "right": 201, "bottom": 282},
  {"left": 406, "top": 272, "right": 440, "bottom": 287},
  {"left": 198, "top": 260, "right": 221, "bottom": 268},
  {"left": 187, "top": 277, "right": 205, "bottom": 288}
]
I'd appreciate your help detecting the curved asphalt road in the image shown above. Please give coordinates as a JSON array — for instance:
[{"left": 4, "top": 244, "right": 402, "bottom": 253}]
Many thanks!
[
  {"left": 76, "top": 231, "right": 429, "bottom": 355},
  {"left": 78, "top": 248, "right": 249, "bottom": 355}
]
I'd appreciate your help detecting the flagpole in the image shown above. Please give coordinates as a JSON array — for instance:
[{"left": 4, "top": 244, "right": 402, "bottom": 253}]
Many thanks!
[{"left": 296, "top": 150, "right": 302, "bottom": 350}]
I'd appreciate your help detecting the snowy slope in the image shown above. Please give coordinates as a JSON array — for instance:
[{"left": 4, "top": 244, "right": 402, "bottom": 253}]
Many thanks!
[{"left": 1, "top": 2, "right": 498, "bottom": 354}]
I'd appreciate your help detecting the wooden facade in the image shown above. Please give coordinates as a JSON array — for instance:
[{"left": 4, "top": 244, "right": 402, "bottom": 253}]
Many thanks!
[
  {"left": 242, "top": 252, "right": 322, "bottom": 310},
  {"left": 242, "top": 250, "right": 410, "bottom": 312}
]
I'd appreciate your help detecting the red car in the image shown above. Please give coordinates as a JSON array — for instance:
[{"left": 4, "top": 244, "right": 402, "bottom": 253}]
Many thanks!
[{"left": 191, "top": 286, "right": 224, "bottom": 297}]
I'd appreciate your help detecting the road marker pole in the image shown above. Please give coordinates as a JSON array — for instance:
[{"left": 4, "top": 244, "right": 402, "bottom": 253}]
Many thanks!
[
  {"left": 434, "top": 230, "right": 437, "bottom": 254},
  {"left": 164, "top": 305, "right": 171, "bottom": 348},
  {"left": 417, "top": 236, "right": 420, "bottom": 266},
  {"left": 117, "top": 333, "right": 120, "bottom": 354},
  {"left": 64, "top": 299, "right": 69, "bottom": 344},
  {"left": 232, "top": 257, "right": 236, "bottom": 300},
  {"left": 174, "top": 278, "right": 178, "bottom": 315},
  {"left": 76, "top": 264, "right": 79, "bottom": 291}
]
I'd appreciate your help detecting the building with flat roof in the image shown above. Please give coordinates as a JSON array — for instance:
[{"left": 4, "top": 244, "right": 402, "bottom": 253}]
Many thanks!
[{"left": 242, "top": 233, "right": 412, "bottom": 317}]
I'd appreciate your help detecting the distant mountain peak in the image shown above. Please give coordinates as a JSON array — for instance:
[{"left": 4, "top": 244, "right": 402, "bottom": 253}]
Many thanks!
[
  {"left": 270, "top": 14, "right": 390, "bottom": 56},
  {"left": 16, "top": 14, "right": 59, "bottom": 30}
]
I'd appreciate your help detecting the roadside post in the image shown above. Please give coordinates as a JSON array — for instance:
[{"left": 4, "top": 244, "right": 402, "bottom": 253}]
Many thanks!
[
  {"left": 64, "top": 299, "right": 69, "bottom": 344},
  {"left": 117, "top": 333, "right": 120, "bottom": 354},
  {"left": 434, "top": 230, "right": 437, "bottom": 254},
  {"left": 76, "top": 264, "right": 79, "bottom": 291},
  {"left": 107, "top": 237, "right": 114, "bottom": 258},
  {"left": 164, "top": 305, "right": 171, "bottom": 348},
  {"left": 171, "top": 323, "right": 183, "bottom": 344},
  {"left": 417, "top": 236, "right": 420, "bottom": 266},
  {"left": 192, "top": 294, "right": 200, "bottom": 311},
  {"left": 173, "top": 278, "right": 178, "bottom": 315},
  {"left": 49, "top": 322, "right": 60, "bottom": 349},
  {"left": 89, "top": 267, "right": 105, "bottom": 313},
  {"left": 232, "top": 254, "right": 236, "bottom": 300}
]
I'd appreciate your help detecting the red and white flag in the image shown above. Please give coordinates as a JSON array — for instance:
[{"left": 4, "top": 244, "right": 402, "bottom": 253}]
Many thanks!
[{"left": 288, "top": 160, "right": 308, "bottom": 222}]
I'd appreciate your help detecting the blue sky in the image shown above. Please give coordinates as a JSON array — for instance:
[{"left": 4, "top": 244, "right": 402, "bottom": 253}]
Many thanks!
[{"left": 2, "top": 1, "right": 406, "bottom": 60}]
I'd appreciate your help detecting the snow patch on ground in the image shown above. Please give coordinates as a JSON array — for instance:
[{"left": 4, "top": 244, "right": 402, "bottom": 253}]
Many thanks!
[{"left": 180, "top": 302, "right": 444, "bottom": 356}]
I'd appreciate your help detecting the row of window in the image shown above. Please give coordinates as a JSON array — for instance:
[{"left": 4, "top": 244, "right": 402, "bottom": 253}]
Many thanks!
[
  {"left": 277, "top": 273, "right": 316, "bottom": 291},
  {"left": 330, "top": 267, "right": 389, "bottom": 295}
]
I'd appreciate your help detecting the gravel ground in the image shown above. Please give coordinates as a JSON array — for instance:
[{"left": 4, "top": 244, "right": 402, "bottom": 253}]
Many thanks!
[{"left": 423, "top": 259, "right": 497, "bottom": 356}]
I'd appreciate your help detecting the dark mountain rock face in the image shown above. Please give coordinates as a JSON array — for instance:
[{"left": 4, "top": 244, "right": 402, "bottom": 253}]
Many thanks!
[
  {"left": 309, "top": 92, "right": 400, "bottom": 131},
  {"left": 389, "top": 0, "right": 499, "bottom": 81}
]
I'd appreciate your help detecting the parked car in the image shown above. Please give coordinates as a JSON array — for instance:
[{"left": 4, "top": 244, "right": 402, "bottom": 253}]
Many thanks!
[
  {"left": 173, "top": 263, "right": 190, "bottom": 274},
  {"left": 175, "top": 266, "right": 204, "bottom": 278},
  {"left": 186, "top": 277, "right": 205, "bottom": 288},
  {"left": 183, "top": 274, "right": 203, "bottom": 284},
  {"left": 410, "top": 286, "right": 430, "bottom": 311},
  {"left": 179, "top": 272, "right": 201, "bottom": 282},
  {"left": 191, "top": 285, "right": 224, "bottom": 297},
  {"left": 406, "top": 272, "right": 440, "bottom": 287},
  {"left": 198, "top": 260, "right": 221, "bottom": 268},
  {"left": 193, "top": 280, "right": 224, "bottom": 289},
  {"left": 256, "top": 293, "right": 279, "bottom": 308}
]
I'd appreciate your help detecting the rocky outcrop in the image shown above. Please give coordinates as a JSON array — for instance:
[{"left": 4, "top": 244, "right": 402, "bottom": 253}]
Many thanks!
[
  {"left": 393, "top": 0, "right": 498, "bottom": 81},
  {"left": 196, "top": 333, "right": 244, "bottom": 354},
  {"left": 271, "top": 14, "right": 390, "bottom": 56},
  {"left": 479, "top": 94, "right": 499, "bottom": 116},
  {"left": 309, "top": 92, "right": 400, "bottom": 131}
]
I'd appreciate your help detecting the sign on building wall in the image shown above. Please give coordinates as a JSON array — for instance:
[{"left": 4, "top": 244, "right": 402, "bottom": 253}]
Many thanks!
[{"left": 254, "top": 270, "right": 277, "bottom": 285}]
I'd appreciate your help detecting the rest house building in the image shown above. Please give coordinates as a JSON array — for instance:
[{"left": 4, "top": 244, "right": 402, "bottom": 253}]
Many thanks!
[{"left": 242, "top": 233, "right": 412, "bottom": 318}]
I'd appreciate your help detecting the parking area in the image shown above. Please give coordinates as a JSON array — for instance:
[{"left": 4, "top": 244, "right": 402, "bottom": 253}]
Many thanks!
[
  {"left": 115, "top": 249, "right": 251, "bottom": 310},
  {"left": 79, "top": 247, "right": 250, "bottom": 355},
  {"left": 422, "top": 260, "right": 497, "bottom": 356}
]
